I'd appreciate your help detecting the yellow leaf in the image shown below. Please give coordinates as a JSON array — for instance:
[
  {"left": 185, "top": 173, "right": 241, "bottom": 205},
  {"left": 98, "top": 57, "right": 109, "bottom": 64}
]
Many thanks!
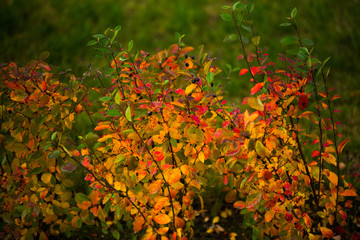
[
  {"left": 60, "top": 202, "right": 70, "bottom": 209},
  {"left": 323, "top": 169, "right": 338, "bottom": 186},
  {"left": 198, "top": 152, "right": 205, "bottom": 163},
  {"left": 154, "top": 214, "right": 171, "bottom": 225},
  {"left": 41, "top": 173, "right": 52, "bottom": 185},
  {"left": 114, "top": 181, "right": 125, "bottom": 191},
  {"left": 98, "top": 134, "right": 114, "bottom": 142},
  {"left": 185, "top": 83, "right": 197, "bottom": 95},
  {"left": 105, "top": 172, "right": 113, "bottom": 185},
  {"left": 156, "top": 227, "right": 169, "bottom": 235},
  {"left": 212, "top": 216, "right": 220, "bottom": 224}
]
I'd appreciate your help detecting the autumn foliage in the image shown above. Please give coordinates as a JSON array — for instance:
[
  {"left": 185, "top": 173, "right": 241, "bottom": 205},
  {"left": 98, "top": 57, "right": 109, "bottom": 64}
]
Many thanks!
[{"left": 0, "top": 2, "right": 359, "bottom": 240}]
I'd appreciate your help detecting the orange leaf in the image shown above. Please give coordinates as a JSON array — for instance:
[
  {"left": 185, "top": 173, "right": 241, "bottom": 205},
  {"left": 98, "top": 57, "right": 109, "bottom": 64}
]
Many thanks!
[
  {"left": 133, "top": 215, "right": 145, "bottom": 233},
  {"left": 341, "top": 189, "right": 357, "bottom": 197},
  {"left": 320, "top": 227, "right": 333, "bottom": 238},
  {"left": 154, "top": 214, "right": 171, "bottom": 225},
  {"left": 148, "top": 180, "right": 162, "bottom": 195},
  {"left": 331, "top": 95, "right": 341, "bottom": 101},
  {"left": 302, "top": 213, "right": 312, "bottom": 228},
  {"left": 250, "top": 82, "right": 265, "bottom": 95},
  {"left": 157, "top": 227, "right": 169, "bottom": 235},
  {"left": 337, "top": 139, "right": 350, "bottom": 155},
  {"left": 167, "top": 168, "right": 181, "bottom": 185},
  {"left": 175, "top": 217, "right": 185, "bottom": 229},
  {"left": 94, "top": 124, "right": 111, "bottom": 131},
  {"left": 154, "top": 197, "right": 170, "bottom": 215}
]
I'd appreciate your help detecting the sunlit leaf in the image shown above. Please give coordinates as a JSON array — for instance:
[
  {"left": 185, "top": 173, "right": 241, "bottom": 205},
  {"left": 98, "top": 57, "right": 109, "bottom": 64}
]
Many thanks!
[{"left": 154, "top": 214, "right": 171, "bottom": 225}]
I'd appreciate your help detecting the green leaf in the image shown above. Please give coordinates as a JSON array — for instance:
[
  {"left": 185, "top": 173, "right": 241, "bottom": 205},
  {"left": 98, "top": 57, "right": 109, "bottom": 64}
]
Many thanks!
[
  {"left": 106, "top": 109, "right": 121, "bottom": 117},
  {"left": 30, "top": 167, "right": 43, "bottom": 175},
  {"left": 110, "top": 31, "right": 118, "bottom": 44},
  {"left": 220, "top": 13, "right": 232, "bottom": 21},
  {"left": 233, "top": 2, "right": 247, "bottom": 11},
  {"left": 302, "top": 38, "right": 314, "bottom": 46},
  {"left": 114, "top": 90, "right": 121, "bottom": 105},
  {"left": 252, "top": 227, "right": 260, "bottom": 240},
  {"left": 221, "top": 5, "right": 231, "bottom": 9},
  {"left": 251, "top": 36, "right": 260, "bottom": 46},
  {"left": 120, "top": 129, "right": 134, "bottom": 134},
  {"left": 99, "top": 96, "right": 112, "bottom": 102},
  {"left": 134, "top": 184, "right": 142, "bottom": 194},
  {"left": 291, "top": 7, "right": 297, "bottom": 18},
  {"left": 75, "top": 193, "right": 89, "bottom": 203},
  {"left": 279, "top": 22, "right": 292, "bottom": 27},
  {"left": 95, "top": 47, "right": 110, "bottom": 54},
  {"left": 125, "top": 106, "right": 132, "bottom": 122},
  {"left": 249, "top": 2, "right": 255, "bottom": 12},
  {"left": 280, "top": 35, "right": 298, "bottom": 45},
  {"left": 206, "top": 72, "right": 214, "bottom": 84},
  {"left": 93, "top": 34, "right": 105, "bottom": 39},
  {"left": 112, "top": 230, "right": 121, "bottom": 240},
  {"left": 128, "top": 40, "right": 134, "bottom": 52},
  {"left": 286, "top": 48, "right": 300, "bottom": 55},
  {"left": 48, "top": 150, "right": 62, "bottom": 159},
  {"left": 297, "top": 47, "right": 309, "bottom": 60},
  {"left": 114, "top": 154, "right": 126, "bottom": 165},
  {"left": 224, "top": 34, "right": 239, "bottom": 42},
  {"left": 241, "top": 36, "right": 249, "bottom": 44},
  {"left": 114, "top": 25, "right": 122, "bottom": 32},
  {"left": 315, "top": 57, "right": 331, "bottom": 79},
  {"left": 51, "top": 132, "right": 57, "bottom": 141},
  {"left": 87, "top": 40, "right": 97, "bottom": 46},
  {"left": 241, "top": 24, "right": 252, "bottom": 32},
  {"left": 305, "top": 84, "right": 315, "bottom": 94}
]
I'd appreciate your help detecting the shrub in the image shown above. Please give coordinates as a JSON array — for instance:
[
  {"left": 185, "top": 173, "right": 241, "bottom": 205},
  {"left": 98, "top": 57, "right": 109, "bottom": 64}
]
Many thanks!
[{"left": 0, "top": 2, "right": 358, "bottom": 240}]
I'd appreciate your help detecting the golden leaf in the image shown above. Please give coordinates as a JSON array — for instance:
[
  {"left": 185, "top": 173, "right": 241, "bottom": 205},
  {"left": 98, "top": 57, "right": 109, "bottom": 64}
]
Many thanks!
[
  {"left": 265, "top": 210, "right": 275, "bottom": 222},
  {"left": 167, "top": 168, "right": 181, "bottom": 185},
  {"left": 154, "top": 214, "right": 171, "bottom": 225}
]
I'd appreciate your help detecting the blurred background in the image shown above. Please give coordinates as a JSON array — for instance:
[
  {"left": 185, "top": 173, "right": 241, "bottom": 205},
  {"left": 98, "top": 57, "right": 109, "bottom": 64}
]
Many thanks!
[{"left": 1, "top": 0, "right": 359, "bottom": 169}]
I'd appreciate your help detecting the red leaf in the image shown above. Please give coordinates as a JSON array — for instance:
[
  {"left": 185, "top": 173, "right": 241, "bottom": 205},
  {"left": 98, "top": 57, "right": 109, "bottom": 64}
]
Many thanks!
[
  {"left": 312, "top": 150, "right": 320, "bottom": 157},
  {"left": 175, "top": 89, "right": 185, "bottom": 96},
  {"left": 250, "top": 66, "right": 259, "bottom": 75},
  {"left": 233, "top": 201, "right": 246, "bottom": 209},
  {"left": 250, "top": 82, "right": 265, "bottom": 95},
  {"left": 239, "top": 68, "right": 248, "bottom": 76}
]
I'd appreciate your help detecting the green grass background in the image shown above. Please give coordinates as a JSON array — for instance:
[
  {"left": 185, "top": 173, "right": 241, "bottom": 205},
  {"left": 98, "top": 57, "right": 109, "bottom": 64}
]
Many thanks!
[{"left": 1, "top": 0, "right": 359, "bottom": 181}]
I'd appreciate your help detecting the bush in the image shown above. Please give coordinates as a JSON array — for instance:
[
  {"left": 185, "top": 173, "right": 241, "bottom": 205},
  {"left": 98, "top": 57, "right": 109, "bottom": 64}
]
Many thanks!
[{"left": 0, "top": 2, "right": 358, "bottom": 240}]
